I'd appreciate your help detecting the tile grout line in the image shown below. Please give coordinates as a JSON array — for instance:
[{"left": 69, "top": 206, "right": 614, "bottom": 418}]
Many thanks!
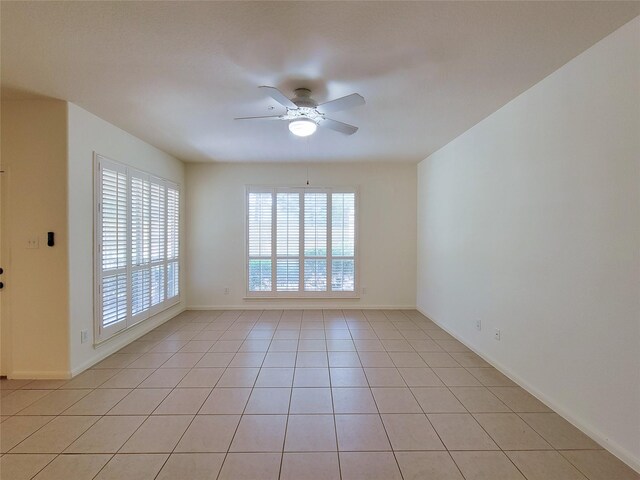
[
  {"left": 276, "top": 309, "right": 300, "bottom": 480},
  {"left": 90, "top": 309, "right": 217, "bottom": 479},
  {"left": 0, "top": 309, "right": 612, "bottom": 480},
  {"left": 215, "top": 309, "right": 280, "bottom": 480},
  {"left": 396, "top": 309, "right": 469, "bottom": 480},
  {"left": 84, "top": 309, "right": 232, "bottom": 479},
  {"left": 352, "top": 309, "right": 406, "bottom": 480},
  {"left": 147, "top": 308, "right": 234, "bottom": 479},
  {"left": 327, "top": 310, "right": 345, "bottom": 480},
  {"left": 3, "top": 325, "right": 186, "bottom": 474},
  {"left": 411, "top": 314, "right": 533, "bottom": 480}
]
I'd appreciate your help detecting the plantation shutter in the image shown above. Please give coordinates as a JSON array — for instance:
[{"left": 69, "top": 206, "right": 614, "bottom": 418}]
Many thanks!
[
  {"left": 303, "top": 192, "right": 328, "bottom": 291},
  {"left": 98, "top": 159, "right": 128, "bottom": 338},
  {"left": 95, "top": 155, "right": 181, "bottom": 343},
  {"left": 130, "top": 170, "right": 151, "bottom": 322},
  {"left": 331, "top": 192, "right": 356, "bottom": 291},
  {"left": 248, "top": 191, "right": 273, "bottom": 292},
  {"left": 276, "top": 192, "right": 300, "bottom": 291},
  {"left": 149, "top": 177, "right": 166, "bottom": 307},
  {"left": 246, "top": 187, "right": 357, "bottom": 298},
  {"left": 167, "top": 183, "right": 180, "bottom": 299}
]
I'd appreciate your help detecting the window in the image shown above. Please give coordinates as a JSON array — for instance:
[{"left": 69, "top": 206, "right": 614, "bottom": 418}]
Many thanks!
[
  {"left": 95, "top": 154, "right": 180, "bottom": 342},
  {"left": 246, "top": 187, "right": 357, "bottom": 297}
]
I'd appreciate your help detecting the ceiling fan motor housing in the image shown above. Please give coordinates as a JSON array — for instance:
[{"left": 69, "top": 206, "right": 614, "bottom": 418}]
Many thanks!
[{"left": 291, "top": 88, "right": 317, "bottom": 109}]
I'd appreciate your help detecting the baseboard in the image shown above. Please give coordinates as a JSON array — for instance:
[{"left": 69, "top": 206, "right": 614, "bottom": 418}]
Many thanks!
[
  {"left": 188, "top": 304, "right": 417, "bottom": 310},
  {"left": 70, "top": 304, "right": 187, "bottom": 377},
  {"left": 9, "top": 370, "right": 73, "bottom": 380},
  {"left": 416, "top": 306, "right": 640, "bottom": 474}
]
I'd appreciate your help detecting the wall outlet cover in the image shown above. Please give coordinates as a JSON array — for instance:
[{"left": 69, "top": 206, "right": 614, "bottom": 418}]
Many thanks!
[{"left": 494, "top": 329, "right": 501, "bottom": 341}]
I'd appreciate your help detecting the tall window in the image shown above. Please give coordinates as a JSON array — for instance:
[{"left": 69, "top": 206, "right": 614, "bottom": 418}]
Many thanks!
[
  {"left": 247, "top": 187, "right": 357, "bottom": 297},
  {"left": 95, "top": 155, "right": 180, "bottom": 342}
]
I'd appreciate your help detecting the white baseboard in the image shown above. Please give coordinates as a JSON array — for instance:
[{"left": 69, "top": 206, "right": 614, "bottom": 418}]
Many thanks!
[
  {"left": 416, "top": 306, "right": 640, "bottom": 474},
  {"left": 188, "top": 305, "right": 416, "bottom": 311},
  {"left": 9, "top": 370, "right": 73, "bottom": 380},
  {"left": 70, "top": 305, "right": 186, "bottom": 377}
]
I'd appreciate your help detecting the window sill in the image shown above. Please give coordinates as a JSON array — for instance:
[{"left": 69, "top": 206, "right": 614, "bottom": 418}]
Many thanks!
[
  {"left": 243, "top": 296, "right": 360, "bottom": 300},
  {"left": 94, "top": 298, "right": 181, "bottom": 346}
]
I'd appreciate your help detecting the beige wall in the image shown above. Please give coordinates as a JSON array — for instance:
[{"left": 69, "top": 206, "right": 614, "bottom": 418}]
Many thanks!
[
  {"left": 186, "top": 162, "right": 417, "bottom": 309},
  {"left": 416, "top": 18, "right": 640, "bottom": 469},
  {"left": 67, "top": 104, "right": 186, "bottom": 375},
  {"left": 0, "top": 99, "right": 70, "bottom": 377}
]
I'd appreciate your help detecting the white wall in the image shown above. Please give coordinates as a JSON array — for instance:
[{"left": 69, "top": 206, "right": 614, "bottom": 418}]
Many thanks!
[
  {"left": 0, "top": 100, "right": 70, "bottom": 378},
  {"left": 186, "top": 162, "right": 417, "bottom": 309},
  {"left": 67, "top": 103, "right": 185, "bottom": 375},
  {"left": 417, "top": 17, "right": 640, "bottom": 469}
]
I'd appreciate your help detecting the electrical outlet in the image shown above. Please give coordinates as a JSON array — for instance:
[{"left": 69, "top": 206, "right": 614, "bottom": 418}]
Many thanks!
[
  {"left": 361, "top": 287, "right": 367, "bottom": 295},
  {"left": 80, "top": 330, "right": 89, "bottom": 344},
  {"left": 26, "top": 237, "right": 39, "bottom": 249},
  {"left": 224, "top": 287, "right": 230, "bottom": 295},
  {"left": 494, "top": 328, "right": 501, "bottom": 341},
  {"left": 475, "top": 319, "right": 482, "bottom": 331}
]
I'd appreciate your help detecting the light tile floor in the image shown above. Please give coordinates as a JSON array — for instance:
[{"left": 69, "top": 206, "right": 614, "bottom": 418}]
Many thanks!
[{"left": 1, "top": 310, "right": 638, "bottom": 480}]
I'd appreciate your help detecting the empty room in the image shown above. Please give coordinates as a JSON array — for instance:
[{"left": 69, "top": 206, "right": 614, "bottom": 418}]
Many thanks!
[{"left": 0, "top": 1, "right": 639, "bottom": 479}]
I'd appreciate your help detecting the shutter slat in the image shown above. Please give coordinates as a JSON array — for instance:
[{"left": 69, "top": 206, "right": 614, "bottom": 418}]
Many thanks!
[
  {"left": 248, "top": 192, "right": 273, "bottom": 292},
  {"left": 150, "top": 179, "right": 166, "bottom": 306},
  {"left": 304, "top": 193, "right": 328, "bottom": 291},
  {"left": 276, "top": 193, "right": 299, "bottom": 291},
  {"left": 100, "top": 164, "right": 128, "bottom": 328},
  {"left": 331, "top": 193, "right": 355, "bottom": 291},
  {"left": 166, "top": 186, "right": 180, "bottom": 298}
]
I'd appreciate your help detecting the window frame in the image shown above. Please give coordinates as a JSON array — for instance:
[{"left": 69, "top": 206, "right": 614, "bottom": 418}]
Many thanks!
[
  {"left": 94, "top": 153, "right": 181, "bottom": 344},
  {"left": 245, "top": 185, "right": 359, "bottom": 299}
]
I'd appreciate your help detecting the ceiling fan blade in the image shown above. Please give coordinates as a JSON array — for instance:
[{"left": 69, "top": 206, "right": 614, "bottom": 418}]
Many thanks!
[
  {"left": 318, "top": 117, "right": 359, "bottom": 135},
  {"left": 258, "top": 86, "right": 298, "bottom": 109},
  {"left": 234, "top": 115, "right": 283, "bottom": 121},
  {"left": 316, "top": 93, "right": 365, "bottom": 114}
]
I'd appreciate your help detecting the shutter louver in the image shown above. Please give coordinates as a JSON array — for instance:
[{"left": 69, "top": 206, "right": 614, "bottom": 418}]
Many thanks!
[
  {"left": 131, "top": 173, "right": 151, "bottom": 316},
  {"left": 150, "top": 179, "right": 166, "bottom": 306},
  {"left": 167, "top": 261, "right": 179, "bottom": 299},
  {"left": 167, "top": 185, "right": 180, "bottom": 299},
  {"left": 99, "top": 163, "right": 128, "bottom": 333},
  {"left": 167, "top": 187, "right": 180, "bottom": 260},
  {"left": 101, "top": 273, "right": 127, "bottom": 327},
  {"left": 276, "top": 192, "right": 299, "bottom": 291},
  {"left": 331, "top": 193, "right": 356, "bottom": 291},
  {"left": 304, "top": 193, "right": 327, "bottom": 291},
  {"left": 248, "top": 192, "right": 272, "bottom": 292}
]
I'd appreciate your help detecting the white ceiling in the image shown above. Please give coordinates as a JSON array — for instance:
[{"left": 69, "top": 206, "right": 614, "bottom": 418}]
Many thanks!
[{"left": 2, "top": 2, "right": 638, "bottom": 163}]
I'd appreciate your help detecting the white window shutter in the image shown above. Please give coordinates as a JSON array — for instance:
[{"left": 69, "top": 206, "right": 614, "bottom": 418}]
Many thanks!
[
  {"left": 331, "top": 192, "right": 356, "bottom": 291},
  {"left": 304, "top": 193, "right": 328, "bottom": 291},
  {"left": 149, "top": 178, "right": 166, "bottom": 306},
  {"left": 245, "top": 187, "right": 357, "bottom": 298},
  {"left": 130, "top": 171, "right": 151, "bottom": 320},
  {"left": 96, "top": 155, "right": 181, "bottom": 343},
  {"left": 98, "top": 159, "right": 128, "bottom": 338},
  {"left": 276, "top": 192, "right": 300, "bottom": 291},
  {"left": 248, "top": 191, "right": 273, "bottom": 292},
  {"left": 167, "top": 184, "right": 180, "bottom": 299}
]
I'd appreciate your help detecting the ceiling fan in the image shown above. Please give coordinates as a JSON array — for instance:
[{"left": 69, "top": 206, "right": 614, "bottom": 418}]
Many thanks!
[{"left": 235, "top": 86, "right": 365, "bottom": 137}]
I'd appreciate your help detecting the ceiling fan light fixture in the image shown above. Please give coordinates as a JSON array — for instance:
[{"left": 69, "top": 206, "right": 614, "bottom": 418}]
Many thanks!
[{"left": 288, "top": 118, "right": 317, "bottom": 137}]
